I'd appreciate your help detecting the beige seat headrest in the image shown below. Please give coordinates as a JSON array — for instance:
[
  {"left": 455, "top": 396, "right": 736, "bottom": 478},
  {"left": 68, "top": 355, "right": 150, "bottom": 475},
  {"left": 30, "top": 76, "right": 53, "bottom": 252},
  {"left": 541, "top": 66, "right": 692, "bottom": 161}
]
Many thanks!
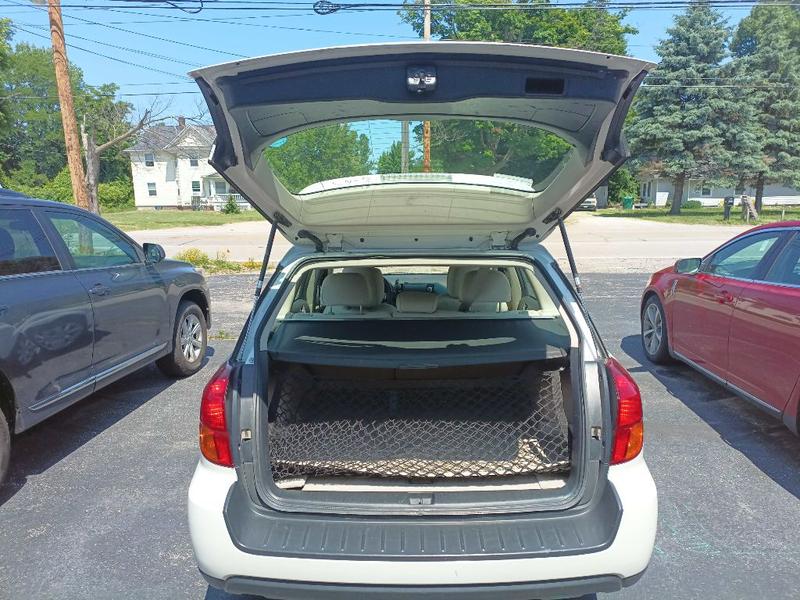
[
  {"left": 343, "top": 266, "right": 385, "bottom": 304},
  {"left": 461, "top": 269, "right": 512, "bottom": 305},
  {"left": 320, "top": 272, "right": 375, "bottom": 308},
  {"left": 446, "top": 266, "right": 479, "bottom": 298},
  {"left": 396, "top": 291, "right": 438, "bottom": 314}
]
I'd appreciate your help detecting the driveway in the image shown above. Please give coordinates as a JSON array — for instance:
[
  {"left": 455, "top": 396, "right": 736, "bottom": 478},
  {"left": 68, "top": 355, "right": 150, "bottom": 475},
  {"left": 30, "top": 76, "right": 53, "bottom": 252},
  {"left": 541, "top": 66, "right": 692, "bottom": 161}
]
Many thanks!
[
  {"left": 1, "top": 272, "right": 797, "bottom": 599},
  {"left": 128, "top": 213, "right": 750, "bottom": 273}
]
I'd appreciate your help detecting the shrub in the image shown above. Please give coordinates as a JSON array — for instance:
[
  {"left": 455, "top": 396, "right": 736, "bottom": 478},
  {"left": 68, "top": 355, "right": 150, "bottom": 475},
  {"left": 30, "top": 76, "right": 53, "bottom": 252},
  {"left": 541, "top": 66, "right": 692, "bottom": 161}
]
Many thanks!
[
  {"left": 682, "top": 200, "right": 703, "bottom": 209},
  {"left": 607, "top": 167, "right": 639, "bottom": 205},
  {"left": 175, "top": 248, "right": 211, "bottom": 268},
  {"left": 98, "top": 178, "right": 134, "bottom": 210},
  {"left": 221, "top": 196, "right": 241, "bottom": 214}
]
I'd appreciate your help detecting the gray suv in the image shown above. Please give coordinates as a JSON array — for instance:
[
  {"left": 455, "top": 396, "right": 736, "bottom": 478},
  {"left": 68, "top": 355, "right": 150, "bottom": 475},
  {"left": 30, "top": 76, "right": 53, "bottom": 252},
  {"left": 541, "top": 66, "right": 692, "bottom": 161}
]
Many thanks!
[{"left": 0, "top": 189, "right": 210, "bottom": 482}]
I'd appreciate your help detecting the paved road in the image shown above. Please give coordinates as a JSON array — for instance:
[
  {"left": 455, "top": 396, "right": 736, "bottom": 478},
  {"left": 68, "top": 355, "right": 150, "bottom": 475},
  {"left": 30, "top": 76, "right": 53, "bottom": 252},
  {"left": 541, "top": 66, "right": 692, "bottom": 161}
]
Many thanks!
[
  {"left": 128, "top": 213, "right": 750, "bottom": 273},
  {"left": 1, "top": 273, "right": 798, "bottom": 599}
]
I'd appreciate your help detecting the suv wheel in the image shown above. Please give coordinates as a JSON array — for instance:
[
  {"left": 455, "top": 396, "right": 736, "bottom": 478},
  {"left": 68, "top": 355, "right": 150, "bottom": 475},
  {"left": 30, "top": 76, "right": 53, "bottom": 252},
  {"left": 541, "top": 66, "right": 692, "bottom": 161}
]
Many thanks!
[
  {"left": 0, "top": 409, "right": 10, "bottom": 484},
  {"left": 157, "top": 301, "right": 207, "bottom": 377},
  {"left": 641, "top": 295, "right": 671, "bottom": 364}
]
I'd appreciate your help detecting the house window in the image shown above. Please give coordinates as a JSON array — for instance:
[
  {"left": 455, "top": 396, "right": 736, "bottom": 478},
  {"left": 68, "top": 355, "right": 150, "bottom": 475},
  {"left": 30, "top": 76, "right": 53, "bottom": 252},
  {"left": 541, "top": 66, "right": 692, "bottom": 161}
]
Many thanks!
[
  {"left": 701, "top": 186, "right": 712, "bottom": 196},
  {"left": 189, "top": 154, "right": 199, "bottom": 167},
  {"left": 646, "top": 182, "right": 652, "bottom": 197},
  {"left": 147, "top": 182, "right": 157, "bottom": 197},
  {"left": 191, "top": 180, "right": 201, "bottom": 196},
  {"left": 144, "top": 153, "right": 155, "bottom": 167},
  {"left": 214, "top": 181, "right": 227, "bottom": 195}
]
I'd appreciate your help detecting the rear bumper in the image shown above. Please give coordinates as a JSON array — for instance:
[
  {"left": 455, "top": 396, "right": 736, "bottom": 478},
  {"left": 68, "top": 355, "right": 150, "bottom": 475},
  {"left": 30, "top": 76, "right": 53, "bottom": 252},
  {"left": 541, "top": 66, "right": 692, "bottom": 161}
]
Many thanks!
[
  {"left": 200, "top": 570, "right": 647, "bottom": 599},
  {"left": 188, "top": 455, "right": 657, "bottom": 590}
]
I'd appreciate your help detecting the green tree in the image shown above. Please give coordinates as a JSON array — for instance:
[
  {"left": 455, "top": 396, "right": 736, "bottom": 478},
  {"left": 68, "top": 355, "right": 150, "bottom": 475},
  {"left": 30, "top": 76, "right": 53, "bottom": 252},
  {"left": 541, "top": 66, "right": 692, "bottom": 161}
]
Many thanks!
[
  {"left": 0, "top": 20, "right": 12, "bottom": 147},
  {"left": 401, "top": 0, "right": 635, "bottom": 54},
  {"left": 416, "top": 120, "right": 571, "bottom": 183},
  {"left": 0, "top": 42, "right": 133, "bottom": 183},
  {"left": 730, "top": 5, "right": 800, "bottom": 212},
  {"left": 265, "top": 124, "right": 372, "bottom": 192},
  {"left": 607, "top": 167, "right": 639, "bottom": 204},
  {"left": 376, "top": 140, "right": 420, "bottom": 174},
  {"left": 400, "top": 0, "right": 634, "bottom": 183},
  {"left": 627, "top": 2, "right": 735, "bottom": 214}
]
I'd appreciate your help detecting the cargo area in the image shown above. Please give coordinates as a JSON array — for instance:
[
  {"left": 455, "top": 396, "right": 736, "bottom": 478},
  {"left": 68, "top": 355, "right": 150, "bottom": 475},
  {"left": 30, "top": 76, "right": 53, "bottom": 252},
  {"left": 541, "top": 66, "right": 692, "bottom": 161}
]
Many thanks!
[
  {"left": 255, "top": 260, "right": 584, "bottom": 507},
  {"left": 266, "top": 359, "right": 572, "bottom": 489}
]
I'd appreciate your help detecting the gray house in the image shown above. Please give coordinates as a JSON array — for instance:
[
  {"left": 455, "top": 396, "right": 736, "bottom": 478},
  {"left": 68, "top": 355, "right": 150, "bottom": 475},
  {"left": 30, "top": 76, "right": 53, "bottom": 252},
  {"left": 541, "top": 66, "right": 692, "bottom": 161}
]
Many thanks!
[{"left": 637, "top": 176, "right": 800, "bottom": 207}]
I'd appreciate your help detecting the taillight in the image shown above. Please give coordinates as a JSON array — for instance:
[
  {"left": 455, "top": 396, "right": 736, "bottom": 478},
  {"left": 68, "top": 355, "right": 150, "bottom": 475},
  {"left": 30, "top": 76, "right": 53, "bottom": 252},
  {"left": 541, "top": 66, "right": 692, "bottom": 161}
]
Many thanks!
[
  {"left": 199, "top": 363, "right": 233, "bottom": 467},
  {"left": 606, "top": 357, "right": 644, "bottom": 464}
]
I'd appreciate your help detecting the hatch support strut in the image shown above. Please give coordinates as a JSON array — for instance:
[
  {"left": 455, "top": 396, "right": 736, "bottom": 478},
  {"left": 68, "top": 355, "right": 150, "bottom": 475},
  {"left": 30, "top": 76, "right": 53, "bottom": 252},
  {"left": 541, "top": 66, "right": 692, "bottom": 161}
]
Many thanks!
[
  {"left": 558, "top": 215, "right": 583, "bottom": 296},
  {"left": 254, "top": 220, "right": 278, "bottom": 304}
]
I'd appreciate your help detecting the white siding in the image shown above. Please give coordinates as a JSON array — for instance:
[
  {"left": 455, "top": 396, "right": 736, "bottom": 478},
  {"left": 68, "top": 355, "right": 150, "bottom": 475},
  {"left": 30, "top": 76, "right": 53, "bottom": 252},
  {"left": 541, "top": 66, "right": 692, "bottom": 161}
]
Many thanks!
[{"left": 130, "top": 151, "right": 180, "bottom": 208}]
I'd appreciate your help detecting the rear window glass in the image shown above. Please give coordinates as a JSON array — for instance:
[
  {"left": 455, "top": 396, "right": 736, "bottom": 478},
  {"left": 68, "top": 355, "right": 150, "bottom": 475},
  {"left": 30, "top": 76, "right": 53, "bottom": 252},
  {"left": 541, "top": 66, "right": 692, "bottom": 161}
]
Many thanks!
[
  {"left": 0, "top": 208, "right": 60, "bottom": 276},
  {"left": 264, "top": 119, "right": 573, "bottom": 195}
]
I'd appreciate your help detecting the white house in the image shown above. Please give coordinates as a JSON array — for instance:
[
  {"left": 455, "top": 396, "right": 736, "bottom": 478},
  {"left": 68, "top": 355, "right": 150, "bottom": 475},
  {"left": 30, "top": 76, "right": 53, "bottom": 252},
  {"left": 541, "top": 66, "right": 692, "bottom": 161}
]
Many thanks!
[
  {"left": 637, "top": 176, "right": 800, "bottom": 207},
  {"left": 126, "top": 119, "right": 250, "bottom": 211}
]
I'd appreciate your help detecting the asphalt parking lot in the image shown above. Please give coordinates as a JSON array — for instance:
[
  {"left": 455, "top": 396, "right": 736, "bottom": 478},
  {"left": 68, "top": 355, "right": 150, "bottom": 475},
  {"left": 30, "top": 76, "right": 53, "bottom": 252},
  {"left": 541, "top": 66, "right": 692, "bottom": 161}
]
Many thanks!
[{"left": 1, "top": 272, "right": 798, "bottom": 599}]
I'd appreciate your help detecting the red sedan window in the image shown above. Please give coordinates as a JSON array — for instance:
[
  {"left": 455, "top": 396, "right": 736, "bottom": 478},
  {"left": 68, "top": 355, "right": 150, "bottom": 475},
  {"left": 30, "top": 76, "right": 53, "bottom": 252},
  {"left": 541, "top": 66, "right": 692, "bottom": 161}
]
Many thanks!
[
  {"left": 765, "top": 235, "right": 800, "bottom": 286},
  {"left": 705, "top": 232, "right": 781, "bottom": 280}
]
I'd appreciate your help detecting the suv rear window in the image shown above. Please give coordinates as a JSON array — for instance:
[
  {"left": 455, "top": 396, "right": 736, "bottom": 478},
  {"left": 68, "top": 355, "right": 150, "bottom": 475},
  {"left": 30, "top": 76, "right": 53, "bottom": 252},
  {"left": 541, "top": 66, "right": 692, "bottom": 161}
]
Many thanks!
[{"left": 0, "top": 208, "right": 60, "bottom": 276}]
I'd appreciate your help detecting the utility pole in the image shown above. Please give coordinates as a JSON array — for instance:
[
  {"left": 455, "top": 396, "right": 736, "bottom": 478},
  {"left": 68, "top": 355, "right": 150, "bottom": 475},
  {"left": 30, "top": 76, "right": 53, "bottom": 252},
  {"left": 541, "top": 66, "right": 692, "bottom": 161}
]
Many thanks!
[
  {"left": 46, "top": 0, "right": 89, "bottom": 209},
  {"left": 422, "top": 0, "right": 432, "bottom": 173},
  {"left": 401, "top": 121, "right": 409, "bottom": 173}
]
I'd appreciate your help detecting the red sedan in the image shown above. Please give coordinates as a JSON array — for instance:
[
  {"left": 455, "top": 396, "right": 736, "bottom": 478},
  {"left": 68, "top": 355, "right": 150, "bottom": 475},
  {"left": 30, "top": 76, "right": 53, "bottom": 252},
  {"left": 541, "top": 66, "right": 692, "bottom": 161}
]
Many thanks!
[{"left": 641, "top": 221, "right": 800, "bottom": 433}]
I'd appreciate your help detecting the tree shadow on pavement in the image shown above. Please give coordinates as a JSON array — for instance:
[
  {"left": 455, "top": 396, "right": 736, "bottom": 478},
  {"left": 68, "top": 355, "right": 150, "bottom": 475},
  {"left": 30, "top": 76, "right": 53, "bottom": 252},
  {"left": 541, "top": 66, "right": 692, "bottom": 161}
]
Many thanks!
[
  {"left": 0, "top": 349, "right": 214, "bottom": 506},
  {"left": 620, "top": 334, "right": 800, "bottom": 500}
]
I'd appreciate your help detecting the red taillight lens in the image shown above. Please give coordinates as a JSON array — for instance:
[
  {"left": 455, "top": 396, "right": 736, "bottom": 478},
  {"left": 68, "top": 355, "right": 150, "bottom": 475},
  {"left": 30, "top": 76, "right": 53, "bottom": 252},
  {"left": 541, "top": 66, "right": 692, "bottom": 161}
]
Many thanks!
[
  {"left": 606, "top": 357, "right": 644, "bottom": 465},
  {"left": 199, "top": 363, "right": 233, "bottom": 467}
]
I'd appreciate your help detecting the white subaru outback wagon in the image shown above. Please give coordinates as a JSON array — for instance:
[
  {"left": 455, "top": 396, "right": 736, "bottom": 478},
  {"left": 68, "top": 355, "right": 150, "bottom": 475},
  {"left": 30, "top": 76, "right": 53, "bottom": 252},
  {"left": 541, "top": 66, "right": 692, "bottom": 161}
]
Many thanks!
[{"left": 188, "top": 42, "right": 657, "bottom": 599}]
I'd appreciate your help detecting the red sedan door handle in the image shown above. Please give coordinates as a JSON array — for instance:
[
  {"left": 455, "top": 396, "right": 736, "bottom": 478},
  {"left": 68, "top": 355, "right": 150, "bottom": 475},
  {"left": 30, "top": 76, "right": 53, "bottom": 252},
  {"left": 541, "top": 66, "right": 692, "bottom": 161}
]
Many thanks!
[{"left": 716, "top": 290, "right": 735, "bottom": 304}]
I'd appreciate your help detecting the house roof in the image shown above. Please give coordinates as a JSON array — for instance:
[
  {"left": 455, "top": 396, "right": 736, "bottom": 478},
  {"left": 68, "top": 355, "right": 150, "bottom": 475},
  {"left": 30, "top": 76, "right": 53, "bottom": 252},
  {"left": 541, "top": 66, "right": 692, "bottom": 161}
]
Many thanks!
[{"left": 126, "top": 124, "right": 216, "bottom": 152}]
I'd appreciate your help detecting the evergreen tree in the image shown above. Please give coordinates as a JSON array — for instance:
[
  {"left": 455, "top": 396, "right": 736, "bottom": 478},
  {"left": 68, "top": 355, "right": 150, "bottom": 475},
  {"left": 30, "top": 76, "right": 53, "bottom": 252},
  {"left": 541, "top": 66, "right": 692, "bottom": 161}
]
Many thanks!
[
  {"left": 627, "top": 2, "right": 735, "bottom": 214},
  {"left": 730, "top": 5, "right": 800, "bottom": 211},
  {"left": 376, "top": 140, "right": 419, "bottom": 174}
]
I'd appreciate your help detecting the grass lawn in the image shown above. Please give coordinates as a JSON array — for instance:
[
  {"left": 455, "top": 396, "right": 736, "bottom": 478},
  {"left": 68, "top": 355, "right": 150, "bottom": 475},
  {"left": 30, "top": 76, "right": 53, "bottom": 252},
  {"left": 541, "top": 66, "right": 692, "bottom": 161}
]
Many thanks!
[
  {"left": 103, "top": 209, "right": 265, "bottom": 231},
  {"left": 595, "top": 205, "right": 800, "bottom": 225}
]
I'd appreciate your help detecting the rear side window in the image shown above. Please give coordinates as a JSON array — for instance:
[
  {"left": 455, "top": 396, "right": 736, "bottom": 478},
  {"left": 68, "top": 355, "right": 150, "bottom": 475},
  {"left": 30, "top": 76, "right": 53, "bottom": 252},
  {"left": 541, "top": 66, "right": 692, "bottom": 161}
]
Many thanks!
[
  {"left": 47, "top": 213, "right": 140, "bottom": 269},
  {"left": 766, "top": 234, "right": 800, "bottom": 286},
  {"left": 0, "top": 208, "right": 60, "bottom": 276}
]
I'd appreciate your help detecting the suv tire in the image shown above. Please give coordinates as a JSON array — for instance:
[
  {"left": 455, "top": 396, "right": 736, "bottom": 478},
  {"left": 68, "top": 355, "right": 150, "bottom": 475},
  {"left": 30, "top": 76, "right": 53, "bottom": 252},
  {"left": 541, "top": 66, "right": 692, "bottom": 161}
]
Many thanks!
[
  {"left": 157, "top": 301, "right": 207, "bottom": 378},
  {"left": 0, "top": 409, "right": 10, "bottom": 484},
  {"left": 641, "top": 295, "right": 671, "bottom": 364}
]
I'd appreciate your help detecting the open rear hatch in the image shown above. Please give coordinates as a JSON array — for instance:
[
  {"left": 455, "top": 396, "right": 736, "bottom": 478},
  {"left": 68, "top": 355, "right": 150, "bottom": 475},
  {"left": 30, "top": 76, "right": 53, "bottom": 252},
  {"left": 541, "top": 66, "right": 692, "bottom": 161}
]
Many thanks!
[{"left": 192, "top": 42, "right": 653, "bottom": 251}]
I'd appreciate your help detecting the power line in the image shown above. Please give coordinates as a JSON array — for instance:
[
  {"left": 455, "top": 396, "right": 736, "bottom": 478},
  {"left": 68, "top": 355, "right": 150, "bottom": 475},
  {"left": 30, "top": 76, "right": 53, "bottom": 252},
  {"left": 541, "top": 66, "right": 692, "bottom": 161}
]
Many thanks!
[
  {"left": 10, "top": 24, "right": 190, "bottom": 78},
  {"left": 99, "top": 7, "right": 416, "bottom": 37},
  {"left": 10, "top": 22, "right": 204, "bottom": 66},
  {"left": 4, "top": 0, "right": 797, "bottom": 11},
  {"left": 2, "top": 0, "right": 249, "bottom": 58}
]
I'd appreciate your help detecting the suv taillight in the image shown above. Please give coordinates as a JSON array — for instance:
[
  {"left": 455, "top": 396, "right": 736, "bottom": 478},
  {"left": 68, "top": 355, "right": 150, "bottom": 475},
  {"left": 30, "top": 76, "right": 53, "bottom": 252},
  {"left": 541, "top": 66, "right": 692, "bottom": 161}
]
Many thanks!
[
  {"left": 606, "top": 357, "right": 644, "bottom": 465},
  {"left": 199, "top": 363, "right": 233, "bottom": 467}
]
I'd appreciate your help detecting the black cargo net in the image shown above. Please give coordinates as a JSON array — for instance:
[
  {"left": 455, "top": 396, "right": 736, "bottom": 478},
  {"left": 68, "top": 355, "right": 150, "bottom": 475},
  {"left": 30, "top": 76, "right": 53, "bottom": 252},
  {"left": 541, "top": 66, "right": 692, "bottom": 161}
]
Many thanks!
[{"left": 266, "top": 364, "right": 570, "bottom": 482}]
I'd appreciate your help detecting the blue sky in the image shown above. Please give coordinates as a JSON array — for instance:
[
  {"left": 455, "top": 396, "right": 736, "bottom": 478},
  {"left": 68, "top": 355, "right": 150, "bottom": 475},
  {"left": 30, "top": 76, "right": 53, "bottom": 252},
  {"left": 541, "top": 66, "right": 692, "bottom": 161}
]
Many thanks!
[{"left": 1, "top": 1, "right": 751, "bottom": 119}]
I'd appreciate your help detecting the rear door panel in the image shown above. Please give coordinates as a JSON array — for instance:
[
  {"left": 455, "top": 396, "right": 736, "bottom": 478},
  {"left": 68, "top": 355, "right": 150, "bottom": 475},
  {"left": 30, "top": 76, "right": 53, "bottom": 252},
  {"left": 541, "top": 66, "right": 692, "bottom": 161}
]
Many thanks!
[
  {"left": 728, "top": 233, "right": 800, "bottom": 412},
  {"left": 0, "top": 207, "right": 95, "bottom": 431}
]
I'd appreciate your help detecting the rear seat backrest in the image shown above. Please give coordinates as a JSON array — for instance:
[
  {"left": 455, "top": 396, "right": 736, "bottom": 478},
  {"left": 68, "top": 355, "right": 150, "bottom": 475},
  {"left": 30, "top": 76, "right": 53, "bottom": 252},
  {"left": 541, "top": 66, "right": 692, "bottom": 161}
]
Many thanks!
[
  {"left": 438, "top": 266, "right": 479, "bottom": 311},
  {"left": 460, "top": 268, "right": 512, "bottom": 312}
]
